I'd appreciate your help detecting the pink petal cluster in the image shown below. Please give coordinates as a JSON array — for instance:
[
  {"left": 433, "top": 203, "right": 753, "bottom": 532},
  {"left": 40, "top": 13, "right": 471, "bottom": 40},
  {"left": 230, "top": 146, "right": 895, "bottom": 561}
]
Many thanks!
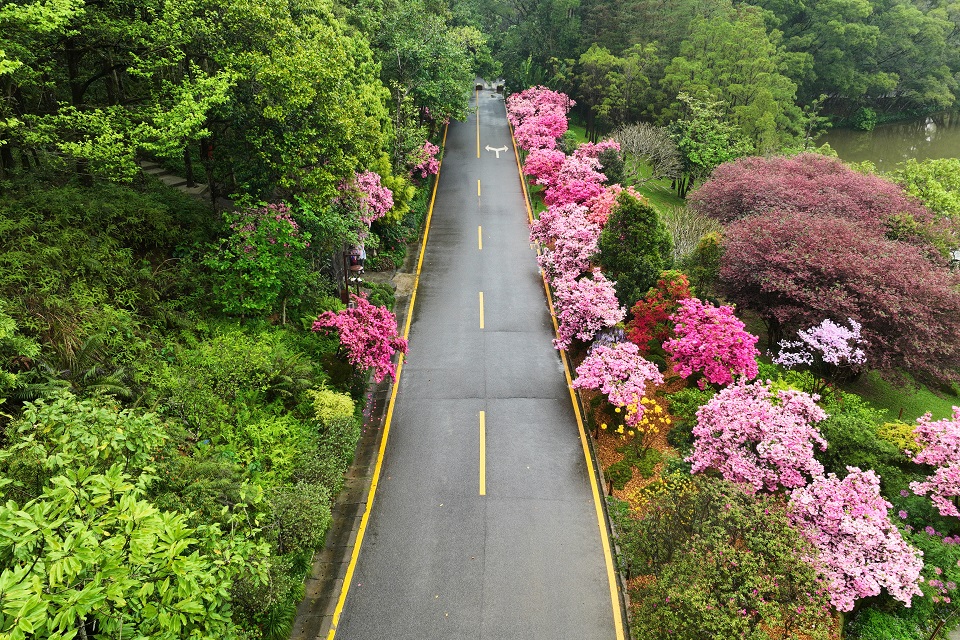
[
  {"left": 524, "top": 148, "right": 567, "bottom": 188},
  {"left": 664, "top": 297, "right": 760, "bottom": 387},
  {"left": 910, "top": 407, "right": 960, "bottom": 518},
  {"left": 774, "top": 318, "right": 867, "bottom": 369},
  {"left": 552, "top": 271, "right": 626, "bottom": 350},
  {"left": 410, "top": 141, "right": 440, "bottom": 178},
  {"left": 584, "top": 184, "right": 642, "bottom": 227},
  {"left": 340, "top": 171, "right": 394, "bottom": 225},
  {"left": 312, "top": 294, "right": 408, "bottom": 383},
  {"left": 789, "top": 467, "right": 924, "bottom": 612},
  {"left": 543, "top": 154, "right": 607, "bottom": 207},
  {"left": 506, "top": 86, "right": 574, "bottom": 152},
  {"left": 529, "top": 202, "right": 589, "bottom": 246},
  {"left": 573, "top": 341, "right": 664, "bottom": 426},
  {"left": 572, "top": 139, "right": 621, "bottom": 160},
  {"left": 534, "top": 205, "right": 601, "bottom": 282},
  {"left": 688, "top": 380, "right": 828, "bottom": 492}
]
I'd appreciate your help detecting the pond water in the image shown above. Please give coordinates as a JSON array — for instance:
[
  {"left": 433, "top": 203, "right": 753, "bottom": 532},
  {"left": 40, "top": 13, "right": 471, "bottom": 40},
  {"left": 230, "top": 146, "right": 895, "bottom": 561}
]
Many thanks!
[{"left": 818, "top": 111, "right": 960, "bottom": 170}]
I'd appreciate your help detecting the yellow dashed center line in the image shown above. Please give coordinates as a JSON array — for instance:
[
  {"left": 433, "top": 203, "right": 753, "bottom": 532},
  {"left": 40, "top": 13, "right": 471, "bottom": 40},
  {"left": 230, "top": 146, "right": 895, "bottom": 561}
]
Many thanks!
[
  {"left": 479, "top": 291, "right": 485, "bottom": 329},
  {"left": 478, "top": 226, "right": 483, "bottom": 251},
  {"left": 479, "top": 411, "right": 486, "bottom": 496}
]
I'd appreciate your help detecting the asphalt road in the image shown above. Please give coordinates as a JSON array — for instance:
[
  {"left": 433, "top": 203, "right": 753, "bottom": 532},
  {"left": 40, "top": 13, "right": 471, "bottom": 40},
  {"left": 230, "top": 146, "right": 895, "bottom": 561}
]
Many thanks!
[{"left": 330, "top": 89, "right": 619, "bottom": 639}]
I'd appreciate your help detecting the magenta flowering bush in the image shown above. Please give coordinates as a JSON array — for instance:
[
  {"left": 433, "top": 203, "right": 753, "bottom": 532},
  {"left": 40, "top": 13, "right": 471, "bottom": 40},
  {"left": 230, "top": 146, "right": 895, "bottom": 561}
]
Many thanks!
[
  {"left": 664, "top": 297, "right": 760, "bottom": 387},
  {"left": 910, "top": 407, "right": 960, "bottom": 518},
  {"left": 573, "top": 341, "right": 663, "bottom": 426},
  {"left": 339, "top": 171, "right": 394, "bottom": 225},
  {"left": 789, "top": 467, "right": 924, "bottom": 612},
  {"left": 529, "top": 203, "right": 589, "bottom": 246},
  {"left": 774, "top": 318, "right": 867, "bottom": 370},
  {"left": 410, "top": 141, "right": 440, "bottom": 178},
  {"left": 552, "top": 271, "right": 625, "bottom": 350},
  {"left": 688, "top": 380, "right": 828, "bottom": 492},
  {"left": 312, "top": 294, "right": 408, "bottom": 383},
  {"left": 524, "top": 148, "right": 567, "bottom": 188},
  {"left": 543, "top": 154, "right": 607, "bottom": 207}
]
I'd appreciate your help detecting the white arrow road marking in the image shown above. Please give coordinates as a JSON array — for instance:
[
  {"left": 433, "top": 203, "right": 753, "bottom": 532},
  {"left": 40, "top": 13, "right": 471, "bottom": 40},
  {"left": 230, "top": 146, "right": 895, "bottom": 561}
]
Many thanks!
[{"left": 485, "top": 145, "right": 508, "bottom": 158}]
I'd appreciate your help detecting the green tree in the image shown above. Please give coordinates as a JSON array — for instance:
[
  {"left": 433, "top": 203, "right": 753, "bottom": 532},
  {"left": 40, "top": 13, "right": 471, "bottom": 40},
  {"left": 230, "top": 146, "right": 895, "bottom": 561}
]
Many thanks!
[
  {"left": 596, "top": 191, "right": 673, "bottom": 307},
  {"left": 889, "top": 158, "right": 960, "bottom": 221},
  {"left": 661, "top": 5, "right": 804, "bottom": 153},
  {"left": 670, "top": 93, "right": 750, "bottom": 197}
]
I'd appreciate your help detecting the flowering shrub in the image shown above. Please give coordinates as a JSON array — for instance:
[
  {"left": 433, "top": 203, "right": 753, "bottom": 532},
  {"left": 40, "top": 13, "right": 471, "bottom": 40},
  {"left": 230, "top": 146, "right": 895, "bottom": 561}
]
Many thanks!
[
  {"left": 626, "top": 271, "right": 693, "bottom": 353},
  {"left": 910, "top": 407, "right": 960, "bottom": 518},
  {"left": 339, "top": 171, "right": 394, "bottom": 225},
  {"left": 529, "top": 203, "right": 589, "bottom": 246},
  {"left": 664, "top": 297, "right": 759, "bottom": 387},
  {"left": 507, "top": 87, "right": 574, "bottom": 152},
  {"left": 789, "top": 467, "right": 924, "bottom": 612},
  {"left": 410, "top": 141, "right": 440, "bottom": 178},
  {"left": 205, "top": 202, "right": 312, "bottom": 316},
  {"left": 552, "top": 271, "right": 625, "bottom": 350},
  {"left": 536, "top": 210, "right": 601, "bottom": 282},
  {"left": 688, "top": 380, "right": 828, "bottom": 493},
  {"left": 774, "top": 318, "right": 867, "bottom": 370},
  {"left": 572, "top": 139, "right": 621, "bottom": 161},
  {"left": 574, "top": 341, "right": 664, "bottom": 425},
  {"left": 524, "top": 148, "right": 567, "bottom": 188},
  {"left": 584, "top": 184, "right": 641, "bottom": 227},
  {"left": 543, "top": 154, "right": 607, "bottom": 207},
  {"left": 312, "top": 294, "right": 408, "bottom": 382}
]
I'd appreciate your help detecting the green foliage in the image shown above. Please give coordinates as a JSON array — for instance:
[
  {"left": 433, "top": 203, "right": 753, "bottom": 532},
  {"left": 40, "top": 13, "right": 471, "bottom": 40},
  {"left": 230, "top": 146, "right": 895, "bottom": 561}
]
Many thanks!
[
  {"left": 890, "top": 158, "right": 960, "bottom": 221},
  {"left": 877, "top": 421, "right": 921, "bottom": 455},
  {"left": 0, "top": 305, "right": 38, "bottom": 405},
  {"left": 682, "top": 231, "right": 723, "bottom": 298},
  {"left": 0, "top": 394, "right": 267, "bottom": 639},
  {"left": 597, "top": 191, "right": 673, "bottom": 307},
  {"left": 612, "top": 473, "right": 832, "bottom": 640},
  {"left": 847, "top": 608, "right": 924, "bottom": 640},
  {"left": 266, "top": 482, "right": 332, "bottom": 556},
  {"left": 852, "top": 106, "right": 879, "bottom": 131},
  {"left": 308, "top": 385, "right": 357, "bottom": 429},
  {"left": 665, "top": 385, "right": 716, "bottom": 455},
  {"left": 364, "top": 282, "right": 397, "bottom": 310},
  {"left": 607, "top": 459, "right": 634, "bottom": 490},
  {"left": 670, "top": 93, "right": 750, "bottom": 196}
]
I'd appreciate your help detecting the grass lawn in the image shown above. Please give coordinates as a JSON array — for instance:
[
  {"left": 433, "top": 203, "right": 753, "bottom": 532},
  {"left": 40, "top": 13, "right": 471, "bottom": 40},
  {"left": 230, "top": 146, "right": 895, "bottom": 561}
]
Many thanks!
[
  {"left": 842, "top": 371, "right": 960, "bottom": 422},
  {"left": 636, "top": 177, "right": 685, "bottom": 211}
]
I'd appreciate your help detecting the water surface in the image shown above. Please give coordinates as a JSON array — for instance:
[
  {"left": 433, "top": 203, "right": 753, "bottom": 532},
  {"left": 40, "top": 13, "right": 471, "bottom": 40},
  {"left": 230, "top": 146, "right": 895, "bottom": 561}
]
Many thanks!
[{"left": 819, "top": 112, "right": 960, "bottom": 170}]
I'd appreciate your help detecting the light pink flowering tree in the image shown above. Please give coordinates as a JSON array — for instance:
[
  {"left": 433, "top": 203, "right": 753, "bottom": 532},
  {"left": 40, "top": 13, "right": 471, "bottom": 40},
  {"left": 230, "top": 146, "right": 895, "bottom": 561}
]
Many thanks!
[
  {"left": 573, "top": 341, "right": 663, "bottom": 426},
  {"left": 506, "top": 87, "right": 574, "bottom": 152},
  {"left": 312, "top": 294, "right": 408, "bottom": 383},
  {"left": 529, "top": 203, "right": 590, "bottom": 246},
  {"left": 584, "top": 184, "right": 642, "bottom": 227},
  {"left": 774, "top": 318, "right": 867, "bottom": 374},
  {"left": 664, "top": 297, "right": 760, "bottom": 388},
  {"left": 789, "top": 467, "right": 925, "bottom": 612},
  {"left": 688, "top": 380, "right": 829, "bottom": 492},
  {"left": 910, "top": 407, "right": 960, "bottom": 518},
  {"left": 410, "top": 141, "right": 440, "bottom": 178},
  {"left": 536, "top": 210, "right": 601, "bottom": 282},
  {"left": 572, "top": 139, "right": 621, "bottom": 160},
  {"left": 552, "top": 272, "right": 625, "bottom": 350}
]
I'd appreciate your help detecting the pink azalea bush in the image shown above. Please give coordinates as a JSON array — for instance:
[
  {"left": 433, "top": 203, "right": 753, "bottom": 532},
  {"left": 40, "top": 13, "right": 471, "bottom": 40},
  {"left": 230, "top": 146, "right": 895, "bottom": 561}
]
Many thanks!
[
  {"left": 552, "top": 271, "right": 625, "bottom": 350},
  {"left": 910, "top": 407, "right": 960, "bottom": 518},
  {"left": 506, "top": 86, "right": 574, "bottom": 152},
  {"left": 584, "top": 184, "right": 641, "bottom": 227},
  {"left": 340, "top": 171, "right": 394, "bottom": 225},
  {"left": 529, "top": 203, "right": 590, "bottom": 246},
  {"left": 524, "top": 148, "right": 567, "bottom": 188},
  {"left": 688, "top": 380, "right": 829, "bottom": 493},
  {"left": 410, "top": 141, "right": 440, "bottom": 178},
  {"left": 664, "top": 297, "right": 760, "bottom": 388},
  {"left": 536, "top": 208, "right": 601, "bottom": 282},
  {"left": 572, "top": 139, "right": 621, "bottom": 160},
  {"left": 789, "top": 467, "right": 925, "bottom": 612},
  {"left": 312, "top": 294, "right": 408, "bottom": 383},
  {"left": 774, "top": 318, "right": 867, "bottom": 370},
  {"left": 543, "top": 154, "right": 607, "bottom": 207},
  {"left": 573, "top": 341, "right": 664, "bottom": 426}
]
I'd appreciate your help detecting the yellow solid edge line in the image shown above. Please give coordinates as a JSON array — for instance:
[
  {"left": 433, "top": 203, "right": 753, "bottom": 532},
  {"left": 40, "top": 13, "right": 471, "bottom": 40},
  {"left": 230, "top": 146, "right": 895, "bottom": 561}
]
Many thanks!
[
  {"left": 509, "top": 118, "right": 626, "bottom": 640},
  {"left": 478, "top": 225, "right": 483, "bottom": 251},
  {"left": 479, "top": 291, "right": 484, "bottom": 329},
  {"left": 476, "top": 87, "right": 481, "bottom": 158},
  {"left": 326, "top": 122, "right": 449, "bottom": 640},
  {"left": 479, "top": 410, "right": 486, "bottom": 496}
]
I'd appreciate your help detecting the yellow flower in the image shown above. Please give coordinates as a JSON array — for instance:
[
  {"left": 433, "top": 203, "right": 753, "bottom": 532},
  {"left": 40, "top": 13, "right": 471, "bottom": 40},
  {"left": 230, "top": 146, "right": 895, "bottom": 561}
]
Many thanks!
[
  {"left": 614, "top": 407, "right": 621, "bottom": 413},
  {"left": 616, "top": 426, "right": 624, "bottom": 434},
  {"left": 628, "top": 430, "right": 635, "bottom": 436},
  {"left": 654, "top": 405, "right": 662, "bottom": 414},
  {"left": 601, "top": 423, "right": 608, "bottom": 430}
]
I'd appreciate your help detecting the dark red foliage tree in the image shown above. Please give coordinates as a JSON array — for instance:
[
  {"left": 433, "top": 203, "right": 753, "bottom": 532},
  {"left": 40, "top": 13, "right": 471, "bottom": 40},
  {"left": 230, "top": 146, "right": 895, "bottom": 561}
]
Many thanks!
[
  {"left": 720, "top": 210, "right": 960, "bottom": 385},
  {"left": 689, "top": 154, "right": 952, "bottom": 255}
]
